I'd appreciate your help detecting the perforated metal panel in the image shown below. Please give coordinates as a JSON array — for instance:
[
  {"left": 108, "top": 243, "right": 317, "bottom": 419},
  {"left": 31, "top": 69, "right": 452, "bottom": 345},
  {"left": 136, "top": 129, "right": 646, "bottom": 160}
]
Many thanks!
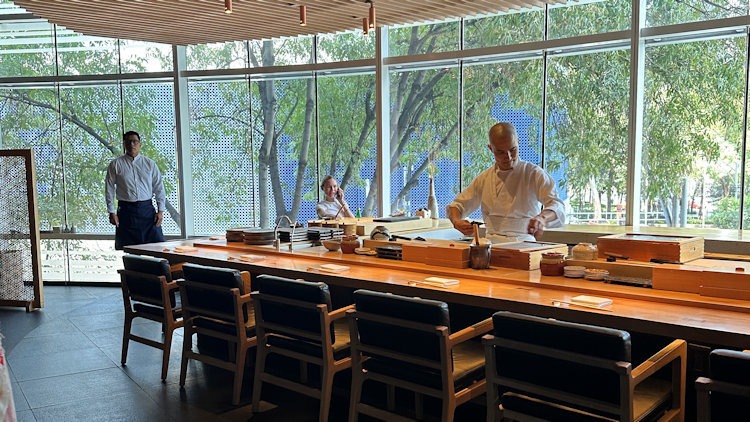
[
  {"left": 189, "top": 80, "right": 254, "bottom": 235},
  {"left": 0, "top": 155, "right": 34, "bottom": 301}
]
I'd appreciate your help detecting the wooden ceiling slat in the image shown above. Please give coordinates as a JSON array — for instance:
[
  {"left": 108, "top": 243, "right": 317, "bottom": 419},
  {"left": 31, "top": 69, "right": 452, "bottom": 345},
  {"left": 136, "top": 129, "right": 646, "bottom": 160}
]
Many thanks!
[{"left": 12, "top": 0, "right": 565, "bottom": 45}]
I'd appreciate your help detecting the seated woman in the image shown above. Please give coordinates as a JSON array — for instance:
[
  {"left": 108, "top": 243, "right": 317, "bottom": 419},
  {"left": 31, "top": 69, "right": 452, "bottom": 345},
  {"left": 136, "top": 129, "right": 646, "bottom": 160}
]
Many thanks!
[{"left": 316, "top": 175, "right": 354, "bottom": 219}]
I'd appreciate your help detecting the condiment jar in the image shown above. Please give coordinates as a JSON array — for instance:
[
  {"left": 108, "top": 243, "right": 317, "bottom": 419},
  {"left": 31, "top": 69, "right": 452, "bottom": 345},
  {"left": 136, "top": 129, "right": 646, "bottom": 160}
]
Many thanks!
[
  {"left": 539, "top": 252, "right": 566, "bottom": 276},
  {"left": 572, "top": 242, "right": 597, "bottom": 260}
]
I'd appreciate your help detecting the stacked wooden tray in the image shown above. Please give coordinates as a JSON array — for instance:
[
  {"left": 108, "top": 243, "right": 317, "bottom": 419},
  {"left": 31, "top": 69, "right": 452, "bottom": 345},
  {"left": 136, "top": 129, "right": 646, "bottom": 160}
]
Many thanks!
[
  {"left": 276, "top": 228, "right": 309, "bottom": 243},
  {"left": 226, "top": 227, "right": 253, "bottom": 242},
  {"left": 243, "top": 228, "right": 275, "bottom": 245},
  {"left": 375, "top": 245, "right": 402, "bottom": 260},
  {"left": 307, "top": 227, "right": 344, "bottom": 241}
]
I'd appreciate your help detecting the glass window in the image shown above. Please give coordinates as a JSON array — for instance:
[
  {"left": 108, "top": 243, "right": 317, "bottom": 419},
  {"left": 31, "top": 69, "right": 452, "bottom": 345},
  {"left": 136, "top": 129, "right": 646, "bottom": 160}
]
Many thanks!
[
  {"left": 68, "top": 240, "right": 123, "bottom": 282},
  {"left": 249, "top": 37, "right": 314, "bottom": 66},
  {"left": 389, "top": 66, "right": 459, "bottom": 219},
  {"left": 187, "top": 41, "right": 248, "bottom": 71},
  {"left": 463, "top": 59, "right": 544, "bottom": 220},
  {"left": 549, "top": 0, "right": 631, "bottom": 39},
  {"left": 317, "top": 31, "right": 374, "bottom": 62},
  {"left": 643, "top": 37, "right": 746, "bottom": 228},
  {"left": 119, "top": 39, "right": 173, "bottom": 73},
  {"left": 0, "top": 86, "right": 65, "bottom": 230},
  {"left": 251, "top": 75, "right": 318, "bottom": 228},
  {"left": 59, "top": 84, "right": 123, "bottom": 234},
  {"left": 317, "top": 73, "right": 376, "bottom": 217},
  {"left": 646, "top": 0, "right": 747, "bottom": 27},
  {"left": 546, "top": 50, "right": 630, "bottom": 225},
  {"left": 188, "top": 79, "right": 254, "bottom": 235},
  {"left": 0, "top": 19, "right": 55, "bottom": 77},
  {"left": 388, "top": 21, "right": 460, "bottom": 57},
  {"left": 122, "top": 81, "right": 179, "bottom": 235},
  {"left": 55, "top": 27, "right": 119, "bottom": 75},
  {"left": 464, "top": 9, "right": 544, "bottom": 48}
]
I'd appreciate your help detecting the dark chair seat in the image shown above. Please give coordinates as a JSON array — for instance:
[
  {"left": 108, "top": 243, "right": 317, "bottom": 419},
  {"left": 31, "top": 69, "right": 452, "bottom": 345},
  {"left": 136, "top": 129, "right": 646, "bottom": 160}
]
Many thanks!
[
  {"left": 265, "top": 318, "right": 350, "bottom": 361},
  {"left": 133, "top": 294, "right": 182, "bottom": 319},
  {"left": 252, "top": 275, "right": 353, "bottom": 422},
  {"left": 362, "top": 339, "right": 485, "bottom": 391},
  {"left": 348, "top": 289, "right": 492, "bottom": 422},
  {"left": 485, "top": 311, "right": 686, "bottom": 422},
  {"left": 119, "top": 254, "right": 184, "bottom": 382},
  {"left": 179, "top": 263, "right": 256, "bottom": 406}
]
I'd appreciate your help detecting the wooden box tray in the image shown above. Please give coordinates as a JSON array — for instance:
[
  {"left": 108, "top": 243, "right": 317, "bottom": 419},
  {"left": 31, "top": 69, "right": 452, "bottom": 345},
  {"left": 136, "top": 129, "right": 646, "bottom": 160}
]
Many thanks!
[
  {"left": 362, "top": 238, "right": 469, "bottom": 268},
  {"left": 490, "top": 241, "right": 569, "bottom": 270},
  {"left": 597, "top": 233, "right": 704, "bottom": 264}
]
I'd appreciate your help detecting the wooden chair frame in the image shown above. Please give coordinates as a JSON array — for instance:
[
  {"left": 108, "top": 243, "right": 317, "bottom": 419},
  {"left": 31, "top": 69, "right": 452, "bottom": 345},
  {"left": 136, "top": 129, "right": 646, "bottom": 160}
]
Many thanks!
[
  {"left": 119, "top": 268, "right": 184, "bottom": 381},
  {"left": 251, "top": 292, "right": 354, "bottom": 422},
  {"left": 483, "top": 334, "right": 687, "bottom": 422},
  {"left": 178, "top": 272, "right": 256, "bottom": 406},
  {"left": 347, "top": 309, "right": 492, "bottom": 422}
]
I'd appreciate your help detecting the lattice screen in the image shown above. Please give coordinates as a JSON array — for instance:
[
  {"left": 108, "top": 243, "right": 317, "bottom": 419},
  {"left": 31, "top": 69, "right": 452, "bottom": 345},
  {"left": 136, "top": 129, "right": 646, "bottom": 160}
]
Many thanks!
[{"left": 0, "top": 151, "right": 41, "bottom": 308}]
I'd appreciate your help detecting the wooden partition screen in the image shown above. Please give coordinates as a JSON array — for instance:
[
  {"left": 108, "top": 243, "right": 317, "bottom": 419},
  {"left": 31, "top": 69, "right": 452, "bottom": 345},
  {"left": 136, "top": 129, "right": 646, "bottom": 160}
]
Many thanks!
[{"left": 0, "top": 149, "right": 43, "bottom": 311}]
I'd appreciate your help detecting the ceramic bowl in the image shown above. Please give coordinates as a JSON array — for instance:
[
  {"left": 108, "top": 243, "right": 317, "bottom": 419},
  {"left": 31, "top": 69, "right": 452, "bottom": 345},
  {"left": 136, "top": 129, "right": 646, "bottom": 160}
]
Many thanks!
[{"left": 321, "top": 239, "right": 341, "bottom": 252}]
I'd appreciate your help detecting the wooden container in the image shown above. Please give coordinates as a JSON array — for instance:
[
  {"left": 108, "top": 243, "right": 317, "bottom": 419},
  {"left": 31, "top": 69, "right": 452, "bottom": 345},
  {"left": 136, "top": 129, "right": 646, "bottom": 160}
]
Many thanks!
[
  {"left": 597, "top": 233, "right": 704, "bottom": 264},
  {"left": 362, "top": 238, "right": 469, "bottom": 268},
  {"left": 652, "top": 262, "right": 750, "bottom": 295},
  {"left": 341, "top": 222, "right": 357, "bottom": 236},
  {"left": 490, "top": 241, "right": 568, "bottom": 270}
]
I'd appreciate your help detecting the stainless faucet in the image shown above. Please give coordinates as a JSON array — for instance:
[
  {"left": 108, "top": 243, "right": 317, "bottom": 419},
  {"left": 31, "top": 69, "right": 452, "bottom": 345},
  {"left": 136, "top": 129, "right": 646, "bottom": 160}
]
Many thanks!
[{"left": 273, "top": 215, "right": 297, "bottom": 251}]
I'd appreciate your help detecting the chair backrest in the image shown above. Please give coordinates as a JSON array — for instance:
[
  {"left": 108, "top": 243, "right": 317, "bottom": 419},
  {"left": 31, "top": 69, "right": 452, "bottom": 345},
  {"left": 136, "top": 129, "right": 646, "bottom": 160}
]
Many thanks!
[
  {"left": 254, "top": 274, "right": 334, "bottom": 342},
  {"left": 352, "top": 289, "right": 450, "bottom": 364},
  {"left": 181, "top": 263, "right": 247, "bottom": 324},
  {"left": 705, "top": 349, "right": 750, "bottom": 419},
  {"left": 121, "top": 254, "right": 176, "bottom": 308},
  {"left": 489, "top": 311, "right": 631, "bottom": 414}
]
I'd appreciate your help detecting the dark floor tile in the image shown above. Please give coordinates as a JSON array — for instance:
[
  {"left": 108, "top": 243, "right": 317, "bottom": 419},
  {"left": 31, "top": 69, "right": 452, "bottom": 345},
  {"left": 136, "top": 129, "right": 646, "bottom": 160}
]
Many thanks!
[
  {"left": 31, "top": 389, "right": 163, "bottom": 422},
  {"left": 8, "top": 331, "right": 96, "bottom": 360},
  {"left": 63, "top": 295, "right": 124, "bottom": 318},
  {"left": 19, "top": 367, "right": 142, "bottom": 409},
  {"left": 84, "top": 319, "right": 172, "bottom": 348},
  {"left": 9, "top": 347, "right": 116, "bottom": 381},
  {"left": 68, "top": 311, "right": 126, "bottom": 333},
  {"left": 0, "top": 309, "right": 47, "bottom": 353},
  {"left": 140, "top": 365, "right": 248, "bottom": 414},
  {"left": 37, "top": 298, "right": 101, "bottom": 319},
  {"left": 11, "top": 381, "right": 29, "bottom": 412},
  {"left": 141, "top": 381, "right": 246, "bottom": 422},
  {"left": 24, "top": 319, "right": 82, "bottom": 338},
  {"left": 80, "top": 286, "right": 120, "bottom": 299},
  {"left": 15, "top": 409, "right": 36, "bottom": 422}
]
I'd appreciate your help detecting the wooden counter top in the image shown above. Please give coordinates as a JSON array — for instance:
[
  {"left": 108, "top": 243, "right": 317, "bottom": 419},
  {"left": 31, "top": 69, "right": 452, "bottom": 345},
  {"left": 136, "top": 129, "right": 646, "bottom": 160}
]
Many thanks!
[{"left": 125, "top": 238, "right": 750, "bottom": 349}]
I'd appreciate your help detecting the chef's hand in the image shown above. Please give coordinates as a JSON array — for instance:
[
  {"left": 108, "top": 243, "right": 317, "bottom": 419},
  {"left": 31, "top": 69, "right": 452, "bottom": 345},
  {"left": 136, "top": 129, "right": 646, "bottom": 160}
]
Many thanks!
[
  {"left": 527, "top": 215, "right": 546, "bottom": 239},
  {"left": 154, "top": 211, "right": 163, "bottom": 227},
  {"left": 109, "top": 212, "right": 119, "bottom": 227},
  {"left": 452, "top": 219, "right": 474, "bottom": 235}
]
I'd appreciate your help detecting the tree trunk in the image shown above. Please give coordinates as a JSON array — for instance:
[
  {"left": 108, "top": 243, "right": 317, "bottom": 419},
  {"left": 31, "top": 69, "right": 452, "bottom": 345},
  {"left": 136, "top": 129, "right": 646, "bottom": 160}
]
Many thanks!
[{"left": 255, "top": 42, "right": 277, "bottom": 229}]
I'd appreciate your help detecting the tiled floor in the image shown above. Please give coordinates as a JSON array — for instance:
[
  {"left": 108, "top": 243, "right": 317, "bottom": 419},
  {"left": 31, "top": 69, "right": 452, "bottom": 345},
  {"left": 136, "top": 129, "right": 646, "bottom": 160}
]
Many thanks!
[{"left": 0, "top": 285, "right": 484, "bottom": 422}]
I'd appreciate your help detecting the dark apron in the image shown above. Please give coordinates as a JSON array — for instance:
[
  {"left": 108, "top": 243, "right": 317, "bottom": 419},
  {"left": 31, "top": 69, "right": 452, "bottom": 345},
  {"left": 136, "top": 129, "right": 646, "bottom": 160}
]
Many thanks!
[{"left": 115, "top": 200, "right": 165, "bottom": 250}]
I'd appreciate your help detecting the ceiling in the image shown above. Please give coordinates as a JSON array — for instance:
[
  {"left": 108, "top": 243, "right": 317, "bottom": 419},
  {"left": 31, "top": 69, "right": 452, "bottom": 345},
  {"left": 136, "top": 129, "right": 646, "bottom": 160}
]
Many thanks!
[{"left": 10, "top": 0, "right": 563, "bottom": 46}]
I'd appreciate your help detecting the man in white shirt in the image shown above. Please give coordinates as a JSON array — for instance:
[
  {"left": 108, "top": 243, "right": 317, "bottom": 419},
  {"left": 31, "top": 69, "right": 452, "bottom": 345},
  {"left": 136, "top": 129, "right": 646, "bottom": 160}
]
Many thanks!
[
  {"left": 105, "top": 131, "right": 166, "bottom": 250},
  {"left": 446, "top": 122, "right": 565, "bottom": 243}
]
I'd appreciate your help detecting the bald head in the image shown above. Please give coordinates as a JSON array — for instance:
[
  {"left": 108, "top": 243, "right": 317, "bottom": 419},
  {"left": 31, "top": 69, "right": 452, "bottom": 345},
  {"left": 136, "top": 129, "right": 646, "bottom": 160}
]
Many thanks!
[{"left": 488, "top": 122, "right": 519, "bottom": 170}]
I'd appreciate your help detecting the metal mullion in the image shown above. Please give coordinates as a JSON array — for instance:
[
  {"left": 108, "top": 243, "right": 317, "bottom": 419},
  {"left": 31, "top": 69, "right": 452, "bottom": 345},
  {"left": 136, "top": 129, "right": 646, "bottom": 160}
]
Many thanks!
[
  {"left": 458, "top": 18, "right": 464, "bottom": 190},
  {"left": 53, "top": 24, "right": 70, "bottom": 284},
  {"left": 540, "top": 4, "right": 549, "bottom": 170},
  {"left": 739, "top": 29, "right": 750, "bottom": 229},
  {"left": 313, "top": 35, "right": 321, "bottom": 204}
]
